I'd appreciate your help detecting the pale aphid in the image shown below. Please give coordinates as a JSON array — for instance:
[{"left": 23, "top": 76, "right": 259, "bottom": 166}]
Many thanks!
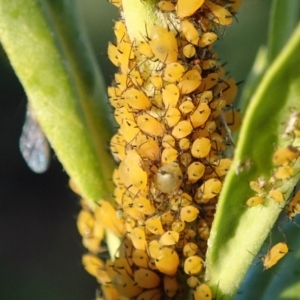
[
  {"left": 184, "top": 255, "right": 204, "bottom": 275},
  {"left": 149, "top": 26, "right": 178, "bottom": 64},
  {"left": 263, "top": 242, "right": 289, "bottom": 270},
  {"left": 246, "top": 196, "right": 265, "bottom": 208},
  {"left": 194, "top": 283, "right": 212, "bottom": 300},
  {"left": 163, "top": 275, "right": 179, "bottom": 298},
  {"left": 272, "top": 146, "right": 299, "bottom": 166},
  {"left": 176, "top": 0, "right": 204, "bottom": 19},
  {"left": 187, "top": 275, "right": 198, "bottom": 288},
  {"left": 19, "top": 103, "right": 50, "bottom": 173},
  {"left": 268, "top": 189, "right": 284, "bottom": 203},
  {"left": 134, "top": 268, "right": 161, "bottom": 288}
]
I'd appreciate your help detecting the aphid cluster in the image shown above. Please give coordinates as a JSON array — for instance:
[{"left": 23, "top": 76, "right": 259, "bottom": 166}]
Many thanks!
[
  {"left": 246, "top": 111, "right": 300, "bottom": 211},
  {"left": 78, "top": 0, "right": 243, "bottom": 299}
]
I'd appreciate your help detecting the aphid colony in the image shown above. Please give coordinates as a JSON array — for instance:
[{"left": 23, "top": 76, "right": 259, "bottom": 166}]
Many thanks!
[
  {"left": 78, "top": 0, "right": 242, "bottom": 299},
  {"left": 247, "top": 111, "right": 300, "bottom": 211}
]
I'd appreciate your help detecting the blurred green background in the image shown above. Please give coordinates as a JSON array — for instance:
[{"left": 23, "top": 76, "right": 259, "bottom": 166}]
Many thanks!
[{"left": 0, "top": 0, "right": 272, "bottom": 299}]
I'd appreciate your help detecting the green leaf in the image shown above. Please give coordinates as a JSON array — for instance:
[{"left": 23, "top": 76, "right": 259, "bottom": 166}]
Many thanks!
[
  {"left": 0, "top": 0, "right": 115, "bottom": 205},
  {"left": 268, "top": 0, "right": 300, "bottom": 63},
  {"left": 206, "top": 24, "right": 300, "bottom": 299}
]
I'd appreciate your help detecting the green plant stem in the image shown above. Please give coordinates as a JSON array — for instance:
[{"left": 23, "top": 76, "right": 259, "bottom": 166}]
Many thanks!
[{"left": 0, "top": 0, "right": 115, "bottom": 207}]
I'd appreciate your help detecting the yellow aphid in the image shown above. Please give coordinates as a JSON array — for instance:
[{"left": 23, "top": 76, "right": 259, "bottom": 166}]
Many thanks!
[
  {"left": 159, "top": 231, "right": 180, "bottom": 246},
  {"left": 161, "top": 211, "right": 175, "bottom": 224},
  {"left": 166, "top": 107, "right": 181, "bottom": 127},
  {"left": 155, "top": 162, "right": 183, "bottom": 193},
  {"left": 176, "top": 0, "right": 204, "bottom": 18},
  {"left": 272, "top": 146, "right": 299, "bottom": 166},
  {"left": 214, "top": 158, "right": 232, "bottom": 177},
  {"left": 187, "top": 162, "right": 205, "bottom": 183},
  {"left": 162, "top": 84, "right": 180, "bottom": 107},
  {"left": 198, "top": 179, "right": 222, "bottom": 201},
  {"left": 122, "top": 88, "right": 151, "bottom": 110},
  {"left": 249, "top": 180, "right": 265, "bottom": 194},
  {"left": 162, "top": 134, "right": 176, "bottom": 148},
  {"left": 114, "top": 257, "right": 133, "bottom": 276},
  {"left": 179, "top": 100, "right": 195, "bottom": 114},
  {"left": 114, "top": 106, "right": 134, "bottom": 125},
  {"left": 198, "top": 32, "right": 218, "bottom": 47},
  {"left": 178, "top": 69, "right": 202, "bottom": 94},
  {"left": 95, "top": 200, "right": 126, "bottom": 236},
  {"left": 182, "top": 44, "right": 196, "bottom": 58},
  {"left": 119, "top": 150, "right": 148, "bottom": 189},
  {"left": 115, "top": 73, "right": 131, "bottom": 92},
  {"left": 229, "top": 0, "right": 242, "bottom": 13},
  {"left": 136, "top": 114, "right": 165, "bottom": 137},
  {"left": 82, "top": 253, "right": 104, "bottom": 278},
  {"left": 77, "top": 210, "right": 95, "bottom": 238},
  {"left": 190, "top": 102, "right": 211, "bottom": 128},
  {"left": 263, "top": 242, "right": 289, "bottom": 270},
  {"left": 246, "top": 196, "right": 265, "bottom": 207},
  {"left": 148, "top": 240, "right": 162, "bottom": 259},
  {"left": 216, "top": 77, "right": 237, "bottom": 105},
  {"left": 163, "top": 62, "right": 185, "bottom": 83},
  {"left": 150, "top": 73, "right": 163, "bottom": 89},
  {"left": 133, "top": 195, "right": 156, "bottom": 215},
  {"left": 82, "top": 236, "right": 103, "bottom": 253},
  {"left": 128, "top": 68, "right": 144, "bottom": 87},
  {"left": 155, "top": 247, "right": 180, "bottom": 275},
  {"left": 171, "top": 220, "right": 186, "bottom": 232},
  {"left": 198, "top": 90, "right": 213, "bottom": 103},
  {"left": 268, "top": 189, "right": 284, "bottom": 203},
  {"left": 117, "top": 41, "right": 135, "bottom": 71},
  {"left": 194, "top": 284, "right": 212, "bottom": 300},
  {"left": 123, "top": 206, "right": 145, "bottom": 221},
  {"left": 205, "top": 0, "right": 233, "bottom": 26},
  {"left": 198, "top": 219, "right": 210, "bottom": 240},
  {"left": 129, "top": 227, "right": 147, "bottom": 251},
  {"left": 172, "top": 120, "right": 193, "bottom": 139},
  {"left": 187, "top": 276, "right": 198, "bottom": 288},
  {"left": 132, "top": 249, "right": 150, "bottom": 269},
  {"left": 202, "top": 59, "right": 217, "bottom": 70},
  {"left": 191, "top": 137, "right": 211, "bottom": 158},
  {"left": 136, "top": 135, "right": 160, "bottom": 161},
  {"left": 110, "top": 133, "right": 126, "bottom": 162},
  {"left": 149, "top": 26, "right": 178, "bottom": 64},
  {"left": 179, "top": 137, "right": 190, "bottom": 150},
  {"left": 113, "top": 272, "right": 143, "bottom": 298},
  {"left": 109, "top": 0, "right": 122, "bottom": 8},
  {"left": 183, "top": 242, "right": 199, "bottom": 257},
  {"left": 184, "top": 255, "right": 204, "bottom": 275},
  {"left": 287, "top": 190, "right": 300, "bottom": 219},
  {"left": 114, "top": 20, "right": 130, "bottom": 44},
  {"left": 101, "top": 283, "right": 120, "bottom": 300},
  {"left": 181, "top": 19, "right": 200, "bottom": 45},
  {"left": 161, "top": 147, "right": 178, "bottom": 164},
  {"left": 107, "top": 42, "right": 119, "bottom": 67},
  {"left": 180, "top": 152, "right": 192, "bottom": 167},
  {"left": 199, "top": 72, "right": 219, "bottom": 91},
  {"left": 163, "top": 276, "right": 179, "bottom": 298},
  {"left": 134, "top": 268, "right": 161, "bottom": 288},
  {"left": 145, "top": 217, "right": 165, "bottom": 235},
  {"left": 137, "top": 288, "right": 162, "bottom": 300},
  {"left": 157, "top": 0, "right": 175, "bottom": 12},
  {"left": 180, "top": 206, "right": 200, "bottom": 222},
  {"left": 125, "top": 217, "right": 135, "bottom": 233},
  {"left": 273, "top": 165, "right": 294, "bottom": 180},
  {"left": 136, "top": 41, "right": 154, "bottom": 58}
]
